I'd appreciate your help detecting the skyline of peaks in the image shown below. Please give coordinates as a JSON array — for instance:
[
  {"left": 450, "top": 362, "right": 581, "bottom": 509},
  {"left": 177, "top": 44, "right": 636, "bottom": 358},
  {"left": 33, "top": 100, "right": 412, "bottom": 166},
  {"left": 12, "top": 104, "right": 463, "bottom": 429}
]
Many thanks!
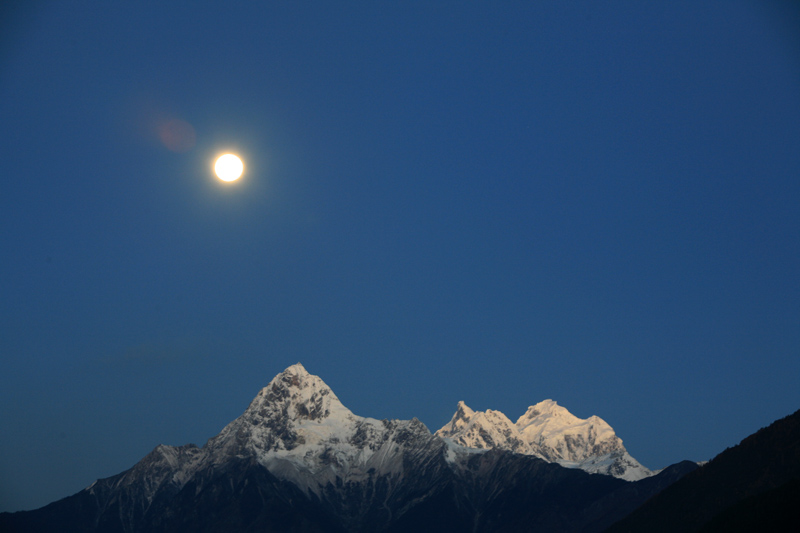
[
  {"left": 3, "top": 363, "right": 795, "bottom": 532},
  {"left": 437, "top": 395, "right": 651, "bottom": 481},
  {"left": 217, "top": 363, "right": 653, "bottom": 481}
]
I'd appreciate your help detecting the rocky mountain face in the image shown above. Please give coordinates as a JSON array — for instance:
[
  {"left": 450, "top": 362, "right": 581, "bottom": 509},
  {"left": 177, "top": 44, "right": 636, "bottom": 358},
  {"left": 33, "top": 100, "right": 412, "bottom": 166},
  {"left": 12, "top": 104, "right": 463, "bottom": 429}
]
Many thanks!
[
  {"left": 0, "top": 363, "right": 696, "bottom": 532},
  {"left": 436, "top": 399, "right": 653, "bottom": 480}
]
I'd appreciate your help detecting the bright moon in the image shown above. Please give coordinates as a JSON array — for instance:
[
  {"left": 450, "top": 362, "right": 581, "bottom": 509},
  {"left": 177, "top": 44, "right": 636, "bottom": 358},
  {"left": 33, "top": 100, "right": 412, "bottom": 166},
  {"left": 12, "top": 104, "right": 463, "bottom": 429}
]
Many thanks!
[{"left": 214, "top": 154, "right": 244, "bottom": 182}]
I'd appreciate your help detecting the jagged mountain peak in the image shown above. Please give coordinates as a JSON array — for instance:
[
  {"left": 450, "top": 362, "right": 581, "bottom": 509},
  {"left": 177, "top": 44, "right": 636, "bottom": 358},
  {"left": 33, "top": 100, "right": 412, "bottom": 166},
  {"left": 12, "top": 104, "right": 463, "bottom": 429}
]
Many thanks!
[
  {"left": 249, "top": 363, "right": 351, "bottom": 422},
  {"left": 204, "top": 363, "right": 441, "bottom": 496},
  {"left": 437, "top": 400, "right": 653, "bottom": 481},
  {"left": 204, "top": 364, "right": 356, "bottom": 458},
  {"left": 456, "top": 400, "right": 473, "bottom": 414},
  {"left": 447, "top": 401, "right": 476, "bottom": 430},
  {"left": 282, "top": 361, "right": 311, "bottom": 377},
  {"left": 437, "top": 402, "right": 532, "bottom": 454}
]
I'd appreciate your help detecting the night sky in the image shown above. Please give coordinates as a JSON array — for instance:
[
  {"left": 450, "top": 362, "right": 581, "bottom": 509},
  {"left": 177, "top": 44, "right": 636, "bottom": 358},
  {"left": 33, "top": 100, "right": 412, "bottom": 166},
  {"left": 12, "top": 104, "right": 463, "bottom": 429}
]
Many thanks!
[{"left": 2, "top": 1, "right": 799, "bottom": 512}]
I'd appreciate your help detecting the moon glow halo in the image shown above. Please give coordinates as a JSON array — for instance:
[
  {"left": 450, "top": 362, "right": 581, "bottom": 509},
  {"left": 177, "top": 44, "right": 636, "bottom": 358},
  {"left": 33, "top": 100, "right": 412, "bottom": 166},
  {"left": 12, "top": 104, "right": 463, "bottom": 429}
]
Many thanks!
[{"left": 214, "top": 154, "right": 244, "bottom": 182}]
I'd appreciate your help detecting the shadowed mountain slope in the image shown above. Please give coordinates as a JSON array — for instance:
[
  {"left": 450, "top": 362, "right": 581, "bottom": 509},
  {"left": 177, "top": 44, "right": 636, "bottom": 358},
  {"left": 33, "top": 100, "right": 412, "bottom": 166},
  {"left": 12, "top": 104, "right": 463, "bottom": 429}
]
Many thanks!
[{"left": 606, "top": 408, "right": 800, "bottom": 533}]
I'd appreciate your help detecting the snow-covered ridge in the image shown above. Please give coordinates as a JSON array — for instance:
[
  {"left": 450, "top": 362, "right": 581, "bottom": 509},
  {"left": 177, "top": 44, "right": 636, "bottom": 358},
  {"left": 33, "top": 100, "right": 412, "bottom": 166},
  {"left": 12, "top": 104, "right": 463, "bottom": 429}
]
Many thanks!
[
  {"left": 136, "top": 363, "right": 439, "bottom": 499},
  {"left": 436, "top": 399, "right": 653, "bottom": 481},
  {"left": 98, "top": 362, "right": 654, "bottom": 511},
  {"left": 25, "top": 363, "right": 713, "bottom": 532}
]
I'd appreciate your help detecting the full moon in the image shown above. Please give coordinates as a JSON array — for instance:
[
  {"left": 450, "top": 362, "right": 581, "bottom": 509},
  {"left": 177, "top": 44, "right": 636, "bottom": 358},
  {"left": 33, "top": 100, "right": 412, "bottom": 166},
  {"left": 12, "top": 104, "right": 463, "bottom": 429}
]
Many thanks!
[{"left": 214, "top": 154, "right": 244, "bottom": 182}]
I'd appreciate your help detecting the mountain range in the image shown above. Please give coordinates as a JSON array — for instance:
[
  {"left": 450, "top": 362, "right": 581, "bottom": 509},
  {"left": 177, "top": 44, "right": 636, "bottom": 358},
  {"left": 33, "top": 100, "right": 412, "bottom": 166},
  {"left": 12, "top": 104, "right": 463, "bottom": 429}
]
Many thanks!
[
  {"left": 436, "top": 399, "right": 652, "bottom": 481},
  {"left": 1, "top": 363, "right": 796, "bottom": 532}
]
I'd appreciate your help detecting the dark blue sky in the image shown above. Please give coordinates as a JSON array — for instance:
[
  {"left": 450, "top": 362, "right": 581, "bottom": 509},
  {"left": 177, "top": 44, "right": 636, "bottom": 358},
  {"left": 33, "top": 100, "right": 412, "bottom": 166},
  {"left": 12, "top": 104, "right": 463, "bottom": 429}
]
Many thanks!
[{"left": 2, "top": 1, "right": 799, "bottom": 512}]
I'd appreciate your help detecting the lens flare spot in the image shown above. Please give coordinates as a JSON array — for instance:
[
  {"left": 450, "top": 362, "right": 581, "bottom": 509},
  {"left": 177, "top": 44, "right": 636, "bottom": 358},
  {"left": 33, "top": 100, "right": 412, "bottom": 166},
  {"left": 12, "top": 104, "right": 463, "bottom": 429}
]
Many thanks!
[{"left": 157, "top": 118, "right": 196, "bottom": 152}]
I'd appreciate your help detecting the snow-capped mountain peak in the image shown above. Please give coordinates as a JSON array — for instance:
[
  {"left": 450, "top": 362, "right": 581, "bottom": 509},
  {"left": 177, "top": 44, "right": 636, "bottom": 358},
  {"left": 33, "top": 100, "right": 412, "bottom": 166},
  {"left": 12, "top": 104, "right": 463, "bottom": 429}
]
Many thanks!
[
  {"left": 250, "top": 362, "right": 353, "bottom": 423},
  {"left": 439, "top": 401, "right": 481, "bottom": 436},
  {"left": 200, "top": 364, "right": 440, "bottom": 499},
  {"left": 438, "top": 401, "right": 532, "bottom": 454},
  {"left": 515, "top": 399, "right": 619, "bottom": 462},
  {"left": 517, "top": 399, "right": 570, "bottom": 422},
  {"left": 436, "top": 399, "right": 654, "bottom": 481},
  {"left": 206, "top": 363, "right": 359, "bottom": 459}
]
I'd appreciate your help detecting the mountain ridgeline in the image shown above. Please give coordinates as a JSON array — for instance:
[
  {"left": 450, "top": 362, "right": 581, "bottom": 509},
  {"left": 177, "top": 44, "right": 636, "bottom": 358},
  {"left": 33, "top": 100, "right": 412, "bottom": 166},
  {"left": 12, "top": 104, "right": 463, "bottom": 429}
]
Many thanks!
[{"left": 1, "top": 363, "right": 796, "bottom": 532}]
